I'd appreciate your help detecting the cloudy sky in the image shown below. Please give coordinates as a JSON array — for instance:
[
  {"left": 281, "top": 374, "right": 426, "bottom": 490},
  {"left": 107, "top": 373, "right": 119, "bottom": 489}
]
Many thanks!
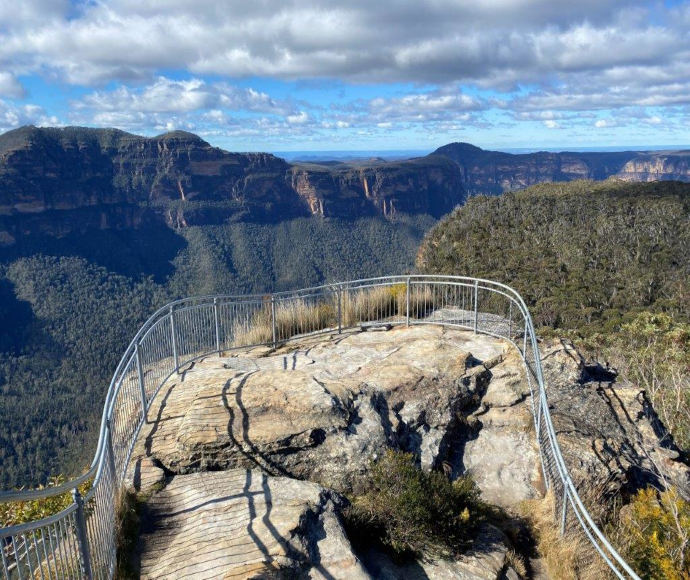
[{"left": 1, "top": 0, "right": 689, "bottom": 152}]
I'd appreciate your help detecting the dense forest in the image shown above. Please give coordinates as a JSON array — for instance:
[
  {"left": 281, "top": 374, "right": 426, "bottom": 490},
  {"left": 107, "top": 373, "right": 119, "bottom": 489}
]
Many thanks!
[{"left": 0, "top": 214, "right": 433, "bottom": 488}]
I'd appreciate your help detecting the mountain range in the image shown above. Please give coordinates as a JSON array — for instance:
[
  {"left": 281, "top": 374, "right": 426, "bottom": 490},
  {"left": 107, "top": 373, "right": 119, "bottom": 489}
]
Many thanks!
[{"left": 1, "top": 126, "right": 690, "bottom": 246}]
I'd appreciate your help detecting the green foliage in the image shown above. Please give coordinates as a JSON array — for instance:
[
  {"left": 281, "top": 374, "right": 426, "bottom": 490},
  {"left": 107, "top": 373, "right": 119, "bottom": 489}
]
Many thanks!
[
  {"left": 612, "top": 487, "right": 690, "bottom": 579},
  {"left": 0, "top": 475, "right": 91, "bottom": 527},
  {"left": 419, "top": 180, "right": 690, "bottom": 333},
  {"left": 344, "top": 449, "right": 482, "bottom": 559}
]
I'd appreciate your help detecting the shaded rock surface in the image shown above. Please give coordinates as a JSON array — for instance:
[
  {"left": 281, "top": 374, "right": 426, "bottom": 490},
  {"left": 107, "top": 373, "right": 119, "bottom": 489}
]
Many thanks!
[
  {"left": 137, "top": 468, "right": 369, "bottom": 579},
  {"left": 540, "top": 338, "right": 690, "bottom": 499},
  {"left": 358, "top": 523, "right": 517, "bottom": 580}
]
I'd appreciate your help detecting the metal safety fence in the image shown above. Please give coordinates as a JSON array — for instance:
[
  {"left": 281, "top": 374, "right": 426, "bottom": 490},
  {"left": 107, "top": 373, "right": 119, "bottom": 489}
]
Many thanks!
[{"left": 0, "top": 275, "right": 640, "bottom": 579}]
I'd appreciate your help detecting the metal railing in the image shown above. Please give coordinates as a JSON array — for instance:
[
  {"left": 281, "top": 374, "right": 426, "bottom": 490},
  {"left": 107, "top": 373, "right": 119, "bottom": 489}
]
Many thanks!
[{"left": 0, "top": 275, "right": 640, "bottom": 579}]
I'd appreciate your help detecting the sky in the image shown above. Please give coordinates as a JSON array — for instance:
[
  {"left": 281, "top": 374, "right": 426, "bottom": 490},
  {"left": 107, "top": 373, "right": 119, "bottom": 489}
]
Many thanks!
[{"left": 0, "top": 0, "right": 689, "bottom": 152}]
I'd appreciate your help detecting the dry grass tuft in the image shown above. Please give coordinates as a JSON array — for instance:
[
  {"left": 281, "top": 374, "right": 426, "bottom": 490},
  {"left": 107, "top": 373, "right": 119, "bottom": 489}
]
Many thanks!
[
  {"left": 231, "top": 284, "right": 437, "bottom": 348},
  {"left": 519, "top": 490, "right": 610, "bottom": 580}
]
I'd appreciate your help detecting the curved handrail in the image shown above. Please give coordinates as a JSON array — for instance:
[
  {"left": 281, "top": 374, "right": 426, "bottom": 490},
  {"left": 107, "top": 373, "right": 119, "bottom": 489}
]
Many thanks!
[{"left": 0, "top": 275, "right": 640, "bottom": 580}]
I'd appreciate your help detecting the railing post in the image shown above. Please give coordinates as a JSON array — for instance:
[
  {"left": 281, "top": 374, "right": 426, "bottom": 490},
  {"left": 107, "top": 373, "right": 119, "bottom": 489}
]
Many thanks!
[
  {"left": 169, "top": 305, "right": 179, "bottom": 373},
  {"left": 337, "top": 284, "right": 342, "bottom": 334},
  {"left": 405, "top": 277, "right": 411, "bottom": 327},
  {"left": 213, "top": 298, "right": 221, "bottom": 356},
  {"left": 523, "top": 321, "right": 528, "bottom": 356},
  {"left": 271, "top": 295, "right": 277, "bottom": 349},
  {"left": 135, "top": 343, "right": 147, "bottom": 423},
  {"left": 72, "top": 488, "right": 93, "bottom": 580},
  {"left": 473, "top": 280, "right": 478, "bottom": 333},
  {"left": 560, "top": 487, "right": 569, "bottom": 535},
  {"left": 106, "top": 420, "right": 117, "bottom": 480},
  {"left": 508, "top": 301, "right": 512, "bottom": 338}
]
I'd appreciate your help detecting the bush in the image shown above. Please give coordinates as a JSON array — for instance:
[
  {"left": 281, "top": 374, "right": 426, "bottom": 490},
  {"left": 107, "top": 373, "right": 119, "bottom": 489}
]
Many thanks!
[
  {"left": 344, "top": 449, "right": 482, "bottom": 559},
  {"left": 613, "top": 486, "right": 690, "bottom": 579}
]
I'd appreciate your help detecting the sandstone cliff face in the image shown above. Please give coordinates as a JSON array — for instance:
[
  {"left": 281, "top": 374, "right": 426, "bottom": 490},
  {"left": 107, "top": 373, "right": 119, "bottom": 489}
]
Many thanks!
[
  {"left": 0, "top": 126, "right": 307, "bottom": 243},
  {"left": 290, "top": 157, "right": 465, "bottom": 219},
  {"left": 0, "top": 127, "right": 467, "bottom": 246}
]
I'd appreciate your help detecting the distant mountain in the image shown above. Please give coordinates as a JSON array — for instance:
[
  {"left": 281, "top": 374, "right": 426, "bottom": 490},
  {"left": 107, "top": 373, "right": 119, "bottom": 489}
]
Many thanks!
[
  {"left": 0, "top": 126, "right": 464, "bottom": 247},
  {"left": 432, "top": 142, "right": 690, "bottom": 195}
]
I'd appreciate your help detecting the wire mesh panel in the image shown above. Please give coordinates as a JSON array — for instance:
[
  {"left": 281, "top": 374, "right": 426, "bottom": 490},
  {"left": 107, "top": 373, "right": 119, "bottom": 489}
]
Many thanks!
[
  {"left": 137, "top": 317, "right": 175, "bottom": 403},
  {"left": 107, "top": 354, "right": 144, "bottom": 480},
  {"left": 175, "top": 304, "right": 216, "bottom": 365},
  {"left": 84, "top": 448, "right": 117, "bottom": 580},
  {"left": 1, "top": 506, "right": 82, "bottom": 580}
]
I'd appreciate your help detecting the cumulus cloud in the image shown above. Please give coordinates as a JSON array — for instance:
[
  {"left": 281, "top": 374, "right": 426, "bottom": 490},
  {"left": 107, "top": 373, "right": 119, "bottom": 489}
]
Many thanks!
[
  {"left": 0, "top": 100, "right": 61, "bottom": 132},
  {"left": 0, "top": 0, "right": 677, "bottom": 89},
  {"left": 0, "top": 1, "right": 688, "bottom": 145},
  {"left": 76, "top": 77, "right": 293, "bottom": 115}
]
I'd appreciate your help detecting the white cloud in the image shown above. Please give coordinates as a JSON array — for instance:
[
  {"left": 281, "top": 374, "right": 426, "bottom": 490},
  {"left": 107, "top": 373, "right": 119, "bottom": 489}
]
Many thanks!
[
  {"left": 0, "top": 73, "right": 25, "bottom": 98},
  {"left": 0, "top": 0, "right": 676, "bottom": 90},
  {"left": 76, "top": 77, "right": 292, "bottom": 116},
  {"left": 0, "top": 99, "right": 61, "bottom": 132},
  {"left": 0, "top": 0, "right": 687, "bottom": 145}
]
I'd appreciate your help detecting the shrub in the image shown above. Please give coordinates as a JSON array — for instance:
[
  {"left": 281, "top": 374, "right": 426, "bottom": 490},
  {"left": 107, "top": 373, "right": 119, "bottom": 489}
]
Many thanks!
[
  {"left": 613, "top": 486, "right": 690, "bottom": 579},
  {"left": 344, "top": 449, "right": 482, "bottom": 559}
]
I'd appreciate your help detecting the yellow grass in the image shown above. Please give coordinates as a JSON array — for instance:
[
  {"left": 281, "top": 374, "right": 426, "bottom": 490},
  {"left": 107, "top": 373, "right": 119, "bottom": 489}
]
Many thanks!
[
  {"left": 519, "top": 490, "right": 610, "bottom": 580},
  {"left": 231, "top": 284, "right": 436, "bottom": 348}
]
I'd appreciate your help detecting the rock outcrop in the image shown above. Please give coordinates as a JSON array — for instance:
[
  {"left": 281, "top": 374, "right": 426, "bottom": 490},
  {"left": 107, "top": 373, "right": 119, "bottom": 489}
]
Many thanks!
[
  {"left": 129, "top": 326, "right": 507, "bottom": 494},
  {"left": 540, "top": 339, "right": 690, "bottom": 499},
  {"left": 124, "top": 325, "right": 688, "bottom": 578}
]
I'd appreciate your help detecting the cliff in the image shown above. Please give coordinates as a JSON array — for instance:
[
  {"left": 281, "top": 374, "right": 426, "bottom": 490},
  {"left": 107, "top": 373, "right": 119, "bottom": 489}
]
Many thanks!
[
  {"left": 0, "top": 126, "right": 465, "bottom": 246},
  {"left": 3, "top": 125, "right": 689, "bottom": 247},
  {"left": 434, "top": 142, "right": 690, "bottom": 195}
]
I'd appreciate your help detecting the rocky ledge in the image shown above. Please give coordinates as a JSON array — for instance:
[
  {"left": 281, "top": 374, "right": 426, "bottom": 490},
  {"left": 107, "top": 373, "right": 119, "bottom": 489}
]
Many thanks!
[{"left": 125, "top": 325, "right": 689, "bottom": 579}]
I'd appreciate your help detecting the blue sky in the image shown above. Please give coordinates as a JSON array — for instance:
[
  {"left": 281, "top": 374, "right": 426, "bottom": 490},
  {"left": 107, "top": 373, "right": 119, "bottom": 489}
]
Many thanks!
[{"left": 0, "top": 0, "right": 689, "bottom": 152}]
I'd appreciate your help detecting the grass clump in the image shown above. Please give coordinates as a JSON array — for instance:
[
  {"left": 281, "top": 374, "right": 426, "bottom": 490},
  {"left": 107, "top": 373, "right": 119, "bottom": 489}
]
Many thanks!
[
  {"left": 232, "top": 298, "right": 336, "bottom": 346},
  {"left": 519, "top": 491, "right": 607, "bottom": 580},
  {"left": 344, "top": 449, "right": 482, "bottom": 559}
]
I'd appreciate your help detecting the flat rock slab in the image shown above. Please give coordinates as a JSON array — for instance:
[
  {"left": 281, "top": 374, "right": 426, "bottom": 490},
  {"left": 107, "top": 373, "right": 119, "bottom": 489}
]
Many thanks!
[
  {"left": 128, "top": 325, "right": 513, "bottom": 493},
  {"left": 138, "top": 469, "right": 369, "bottom": 579}
]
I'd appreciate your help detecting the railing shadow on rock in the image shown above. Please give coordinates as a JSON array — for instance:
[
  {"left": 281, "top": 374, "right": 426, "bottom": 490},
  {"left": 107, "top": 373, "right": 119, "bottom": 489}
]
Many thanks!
[{"left": 0, "top": 275, "right": 640, "bottom": 579}]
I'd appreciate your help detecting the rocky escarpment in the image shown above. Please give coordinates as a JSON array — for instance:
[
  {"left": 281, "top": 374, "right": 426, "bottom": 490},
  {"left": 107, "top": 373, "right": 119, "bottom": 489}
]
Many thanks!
[
  {"left": 3, "top": 126, "right": 689, "bottom": 247},
  {"left": 289, "top": 156, "right": 465, "bottom": 219},
  {"left": 0, "top": 126, "right": 305, "bottom": 244},
  {"left": 434, "top": 142, "right": 690, "bottom": 195},
  {"left": 0, "top": 126, "right": 465, "bottom": 246},
  {"left": 125, "top": 324, "right": 689, "bottom": 579}
]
